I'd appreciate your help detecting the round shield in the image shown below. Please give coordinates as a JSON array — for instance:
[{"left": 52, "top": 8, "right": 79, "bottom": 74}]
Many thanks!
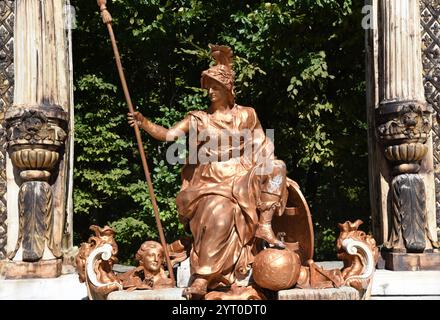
[{"left": 272, "top": 178, "right": 314, "bottom": 265}]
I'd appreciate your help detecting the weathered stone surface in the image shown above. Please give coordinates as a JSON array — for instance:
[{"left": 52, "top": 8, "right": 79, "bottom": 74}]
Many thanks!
[
  {"left": 0, "top": 273, "right": 87, "bottom": 300},
  {"left": 314, "top": 261, "right": 343, "bottom": 270},
  {"left": 382, "top": 251, "right": 440, "bottom": 271},
  {"left": 371, "top": 269, "right": 440, "bottom": 297},
  {"left": 277, "top": 287, "right": 360, "bottom": 300},
  {"left": 366, "top": 0, "right": 438, "bottom": 267},
  {"left": 113, "top": 264, "right": 135, "bottom": 274},
  {"left": 107, "top": 288, "right": 186, "bottom": 300},
  {"left": 4, "top": 0, "right": 74, "bottom": 272},
  {"left": 0, "top": 259, "right": 62, "bottom": 279}
]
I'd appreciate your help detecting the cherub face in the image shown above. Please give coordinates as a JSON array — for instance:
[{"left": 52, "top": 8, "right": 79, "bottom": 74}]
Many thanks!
[{"left": 142, "top": 247, "right": 163, "bottom": 274}]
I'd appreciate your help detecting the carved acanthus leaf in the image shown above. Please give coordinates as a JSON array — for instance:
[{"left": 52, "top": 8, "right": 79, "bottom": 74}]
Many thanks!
[
  {"left": 392, "top": 174, "right": 426, "bottom": 253},
  {"left": 18, "top": 181, "right": 53, "bottom": 262}
]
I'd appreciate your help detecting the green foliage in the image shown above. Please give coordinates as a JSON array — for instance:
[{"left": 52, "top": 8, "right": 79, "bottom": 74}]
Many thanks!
[
  {"left": 314, "top": 224, "right": 338, "bottom": 261},
  {"left": 73, "top": 0, "right": 369, "bottom": 263}
]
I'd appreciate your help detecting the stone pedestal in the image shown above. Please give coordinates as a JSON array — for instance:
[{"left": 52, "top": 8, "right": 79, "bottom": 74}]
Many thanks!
[
  {"left": 382, "top": 251, "right": 440, "bottom": 271},
  {"left": 106, "top": 286, "right": 361, "bottom": 301},
  {"left": 0, "top": 259, "right": 62, "bottom": 279},
  {"left": 277, "top": 287, "right": 360, "bottom": 300},
  {"left": 107, "top": 288, "right": 186, "bottom": 300}
]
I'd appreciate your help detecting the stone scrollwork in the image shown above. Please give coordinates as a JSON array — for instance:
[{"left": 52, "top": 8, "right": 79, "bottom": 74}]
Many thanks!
[
  {"left": 76, "top": 225, "right": 122, "bottom": 300},
  {"left": 86, "top": 243, "right": 123, "bottom": 291},
  {"left": 336, "top": 220, "right": 379, "bottom": 294},
  {"left": 341, "top": 239, "right": 375, "bottom": 287}
]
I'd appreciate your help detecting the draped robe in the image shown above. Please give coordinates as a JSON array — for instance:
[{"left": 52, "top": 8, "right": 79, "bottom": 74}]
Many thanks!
[{"left": 176, "top": 105, "right": 287, "bottom": 287}]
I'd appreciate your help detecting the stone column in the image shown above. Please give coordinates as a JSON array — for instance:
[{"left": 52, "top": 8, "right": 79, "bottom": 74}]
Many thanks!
[
  {"left": 367, "top": 0, "right": 440, "bottom": 271},
  {"left": 0, "top": 0, "right": 73, "bottom": 279}
]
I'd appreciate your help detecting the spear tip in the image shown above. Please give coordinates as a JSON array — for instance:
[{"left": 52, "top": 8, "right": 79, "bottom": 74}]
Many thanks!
[
  {"left": 96, "top": 0, "right": 107, "bottom": 8},
  {"left": 96, "top": 0, "right": 112, "bottom": 24}
]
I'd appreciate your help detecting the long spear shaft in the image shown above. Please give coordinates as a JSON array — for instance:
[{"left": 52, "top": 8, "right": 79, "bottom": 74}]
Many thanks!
[{"left": 96, "top": 0, "right": 175, "bottom": 284}]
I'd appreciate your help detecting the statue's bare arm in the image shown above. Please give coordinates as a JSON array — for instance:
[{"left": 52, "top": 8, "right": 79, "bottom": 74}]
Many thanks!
[{"left": 128, "top": 112, "right": 189, "bottom": 142}]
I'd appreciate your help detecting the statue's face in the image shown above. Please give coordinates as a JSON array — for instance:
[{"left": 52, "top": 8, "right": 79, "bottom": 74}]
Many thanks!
[
  {"left": 208, "top": 82, "right": 228, "bottom": 104},
  {"left": 142, "top": 247, "right": 163, "bottom": 274}
]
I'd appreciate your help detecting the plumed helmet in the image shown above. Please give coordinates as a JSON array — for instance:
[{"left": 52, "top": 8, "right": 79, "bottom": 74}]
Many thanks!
[{"left": 201, "top": 44, "right": 235, "bottom": 97}]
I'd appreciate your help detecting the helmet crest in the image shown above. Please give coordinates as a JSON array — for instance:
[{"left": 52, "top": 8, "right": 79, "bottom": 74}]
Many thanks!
[{"left": 201, "top": 44, "right": 235, "bottom": 97}]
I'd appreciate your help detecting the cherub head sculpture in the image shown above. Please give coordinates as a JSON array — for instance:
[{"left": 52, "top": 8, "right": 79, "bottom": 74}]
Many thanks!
[
  {"left": 118, "top": 240, "right": 173, "bottom": 291},
  {"left": 135, "top": 241, "right": 165, "bottom": 276}
]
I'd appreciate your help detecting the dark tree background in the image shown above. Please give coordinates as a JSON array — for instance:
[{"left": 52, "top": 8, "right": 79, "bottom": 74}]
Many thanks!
[{"left": 72, "top": 0, "right": 370, "bottom": 263}]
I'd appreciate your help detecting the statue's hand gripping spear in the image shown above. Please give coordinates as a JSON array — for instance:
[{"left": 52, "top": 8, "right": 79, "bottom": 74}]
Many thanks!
[{"left": 95, "top": 0, "right": 175, "bottom": 285}]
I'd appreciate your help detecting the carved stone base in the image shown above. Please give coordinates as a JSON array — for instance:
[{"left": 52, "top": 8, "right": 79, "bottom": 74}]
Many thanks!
[
  {"left": 278, "top": 287, "right": 360, "bottom": 300},
  {"left": 107, "top": 288, "right": 186, "bottom": 300},
  {"left": 0, "top": 259, "right": 62, "bottom": 279},
  {"left": 382, "top": 251, "right": 440, "bottom": 271}
]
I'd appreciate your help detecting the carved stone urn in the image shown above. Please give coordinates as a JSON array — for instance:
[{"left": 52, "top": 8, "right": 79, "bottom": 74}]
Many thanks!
[
  {"left": 377, "top": 101, "right": 431, "bottom": 174},
  {"left": 5, "top": 106, "right": 68, "bottom": 262}
]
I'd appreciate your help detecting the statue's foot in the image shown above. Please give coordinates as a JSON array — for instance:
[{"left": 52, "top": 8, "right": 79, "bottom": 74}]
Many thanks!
[
  {"left": 182, "top": 278, "right": 208, "bottom": 300},
  {"left": 255, "top": 223, "right": 286, "bottom": 249}
]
